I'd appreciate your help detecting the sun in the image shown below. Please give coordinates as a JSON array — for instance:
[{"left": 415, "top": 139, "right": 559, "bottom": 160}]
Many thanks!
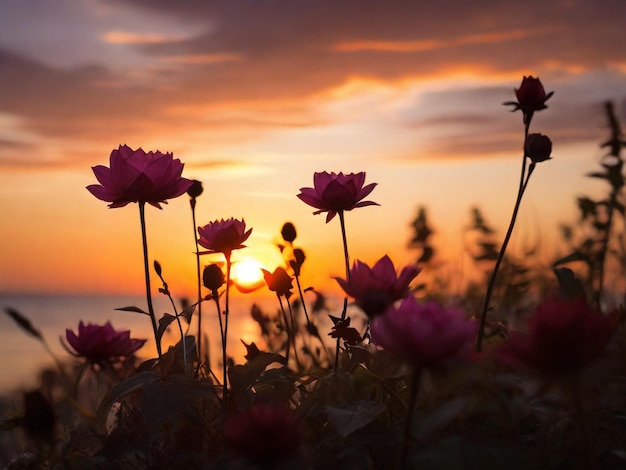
[{"left": 230, "top": 257, "right": 266, "bottom": 292}]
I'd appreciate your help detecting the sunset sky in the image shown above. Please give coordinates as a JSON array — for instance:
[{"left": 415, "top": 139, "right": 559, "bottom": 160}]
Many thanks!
[{"left": 1, "top": 0, "right": 625, "bottom": 299}]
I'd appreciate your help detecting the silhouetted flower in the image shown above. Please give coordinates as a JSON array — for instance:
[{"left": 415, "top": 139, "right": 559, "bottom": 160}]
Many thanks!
[
  {"left": 504, "top": 76, "right": 554, "bottom": 123},
  {"left": 297, "top": 171, "right": 378, "bottom": 222},
  {"left": 262, "top": 266, "right": 293, "bottom": 297},
  {"left": 371, "top": 297, "right": 476, "bottom": 371},
  {"left": 499, "top": 298, "right": 617, "bottom": 379},
  {"left": 224, "top": 403, "right": 301, "bottom": 465},
  {"left": 87, "top": 144, "right": 192, "bottom": 208},
  {"left": 335, "top": 255, "right": 420, "bottom": 318},
  {"left": 525, "top": 133, "right": 553, "bottom": 163},
  {"left": 328, "top": 315, "right": 363, "bottom": 345},
  {"left": 197, "top": 218, "right": 252, "bottom": 255},
  {"left": 65, "top": 322, "right": 146, "bottom": 363}
]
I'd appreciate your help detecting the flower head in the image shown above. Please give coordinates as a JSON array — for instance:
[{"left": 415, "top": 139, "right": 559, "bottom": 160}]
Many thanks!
[
  {"left": 371, "top": 297, "right": 476, "bottom": 371},
  {"left": 335, "top": 255, "right": 420, "bottom": 318},
  {"left": 499, "top": 298, "right": 617, "bottom": 379},
  {"left": 525, "top": 133, "right": 553, "bottom": 163},
  {"left": 197, "top": 218, "right": 252, "bottom": 255},
  {"left": 65, "top": 321, "right": 146, "bottom": 363},
  {"left": 262, "top": 266, "right": 294, "bottom": 298},
  {"left": 504, "top": 76, "right": 554, "bottom": 123},
  {"left": 224, "top": 403, "right": 301, "bottom": 465},
  {"left": 297, "top": 171, "right": 378, "bottom": 223},
  {"left": 87, "top": 145, "right": 193, "bottom": 209}
]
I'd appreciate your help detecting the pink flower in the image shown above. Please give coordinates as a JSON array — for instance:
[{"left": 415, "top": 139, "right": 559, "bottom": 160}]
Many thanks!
[
  {"left": 197, "top": 218, "right": 252, "bottom": 255},
  {"left": 335, "top": 255, "right": 420, "bottom": 318},
  {"left": 297, "top": 171, "right": 378, "bottom": 223},
  {"left": 499, "top": 298, "right": 617, "bottom": 379},
  {"left": 371, "top": 297, "right": 476, "bottom": 371},
  {"left": 65, "top": 321, "right": 146, "bottom": 363},
  {"left": 87, "top": 145, "right": 193, "bottom": 209},
  {"left": 224, "top": 403, "right": 301, "bottom": 465}
]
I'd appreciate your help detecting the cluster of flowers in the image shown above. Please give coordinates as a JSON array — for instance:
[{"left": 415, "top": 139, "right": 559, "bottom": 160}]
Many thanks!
[{"left": 12, "top": 76, "right": 620, "bottom": 468}]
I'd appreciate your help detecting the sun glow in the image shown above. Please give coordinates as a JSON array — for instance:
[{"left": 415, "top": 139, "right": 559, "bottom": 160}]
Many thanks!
[{"left": 230, "top": 257, "right": 266, "bottom": 292}]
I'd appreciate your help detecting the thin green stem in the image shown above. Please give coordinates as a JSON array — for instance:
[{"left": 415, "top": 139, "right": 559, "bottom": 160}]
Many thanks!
[
  {"left": 139, "top": 202, "right": 162, "bottom": 360},
  {"left": 476, "top": 122, "right": 531, "bottom": 352}
]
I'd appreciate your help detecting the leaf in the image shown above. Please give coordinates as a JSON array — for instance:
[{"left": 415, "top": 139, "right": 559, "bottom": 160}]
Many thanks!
[
  {"left": 96, "top": 370, "right": 161, "bottom": 426},
  {"left": 115, "top": 306, "right": 149, "bottom": 315},
  {"left": 157, "top": 313, "right": 177, "bottom": 345},
  {"left": 4, "top": 307, "right": 43, "bottom": 340},
  {"left": 179, "top": 303, "right": 197, "bottom": 324},
  {"left": 228, "top": 351, "right": 286, "bottom": 395},
  {"left": 553, "top": 267, "right": 587, "bottom": 301},
  {"left": 325, "top": 401, "right": 386, "bottom": 437},
  {"left": 552, "top": 251, "right": 589, "bottom": 267}
]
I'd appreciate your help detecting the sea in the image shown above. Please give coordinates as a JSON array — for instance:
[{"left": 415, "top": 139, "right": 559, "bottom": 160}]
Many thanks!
[{"left": 0, "top": 292, "right": 287, "bottom": 396}]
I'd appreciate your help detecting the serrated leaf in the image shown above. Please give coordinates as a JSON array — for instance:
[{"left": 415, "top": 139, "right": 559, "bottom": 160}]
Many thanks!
[
  {"left": 4, "top": 308, "right": 43, "bottom": 340},
  {"left": 115, "top": 306, "right": 149, "bottom": 315}
]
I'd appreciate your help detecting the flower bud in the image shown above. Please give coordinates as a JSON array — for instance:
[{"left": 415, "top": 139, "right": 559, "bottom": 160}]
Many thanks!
[
  {"left": 203, "top": 264, "right": 225, "bottom": 291},
  {"left": 281, "top": 222, "right": 297, "bottom": 242},
  {"left": 187, "top": 180, "right": 203, "bottom": 199},
  {"left": 525, "top": 133, "right": 552, "bottom": 163}
]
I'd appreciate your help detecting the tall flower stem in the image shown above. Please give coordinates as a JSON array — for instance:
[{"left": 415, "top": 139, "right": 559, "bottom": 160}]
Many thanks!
[
  {"left": 222, "top": 253, "right": 232, "bottom": 404},
  {"left": 212, "top": 293, "right": 227, "bottom": 407},
  {"left": 139, "top": 202, "right": 162, "bottom": 360},
  {"left": 477, "top": 123, "right": 532, "bottom": 352},
  {"left": 190, "top": 200, "right": 205, "bottom": 364},
  {"left": 400, "top": 369, "right": 420, "bottom": 467},
  {"left": 334, "top": 210, "right": 352, "bottom": 369}
]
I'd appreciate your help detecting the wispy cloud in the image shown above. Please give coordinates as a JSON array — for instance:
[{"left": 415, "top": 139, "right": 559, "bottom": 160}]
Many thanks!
[{"left": 101, "top": 31, "right": 189, "bottom": 45}]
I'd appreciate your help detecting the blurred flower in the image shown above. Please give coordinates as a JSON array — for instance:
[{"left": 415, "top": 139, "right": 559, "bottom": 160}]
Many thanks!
[
  {"left": 203, "top": 263, "right": 225, "bottom": 292},
  {"left": 336, "top": 255, "right": 420, "bottom": 318},
  {"left": 371, "top": 297, "right": 476, "bottom": 371},
  {"left": 224, "top": 403, "right": 301, "bottom": 465},
  {"left": 197, "top": 218, "right": 252, "bottom": 255},
  {"left": 525, "top": 133, "right": 553, "bottom": 163},
  {"left": 87, "top": 144, "right": 193, "bottom": 209},
  {"left": 499, "top": 298, "right": 617, "bottom": 379},
  {"left": 297, "top": 171, "right": 378, "bottom": 223},
  {"left": 504, "top": 76, "right": 554, "bottom": 122},
  {"left": 262, "top": 266, "right": 293, "bottom": 297},
  {"left": 65, "top": 321, "right": 146, "bottom": 363}
]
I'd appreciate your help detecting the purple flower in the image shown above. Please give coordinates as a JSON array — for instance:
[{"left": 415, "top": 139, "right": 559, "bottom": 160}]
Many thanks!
[
  {"left": 499, "top": 298, "right": 617, "bottom": 379},
  {"left": 197, "top": 218, "right": 252, "bottom": 255},
  {"left": 87, "top": 145, "right": 193, "bottom": 208},
  {"left": 335, "top": 255, "right": 420, "bottom": 318},
  {"left": 297, "top": 171, "right": 378, "bottom": 222},
  {"left": 224, "top": 403, "right": 301, "bottom": 465},
  {"left": 65, "top": 321, "right": 146, "bottom": 363},
  {"left": 371, "top": 297, "right": 476, "bottom": 371}
]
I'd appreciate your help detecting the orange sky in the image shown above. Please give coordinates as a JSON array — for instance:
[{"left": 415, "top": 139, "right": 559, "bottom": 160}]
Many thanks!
[{"left": 1, "top": 0, "right": 625, "bottom": 299}]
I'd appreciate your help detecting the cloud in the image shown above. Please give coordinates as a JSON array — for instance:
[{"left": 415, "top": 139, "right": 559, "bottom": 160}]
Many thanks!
[{"left": 0, "top": 0, "right": 625, "bottom": 169}]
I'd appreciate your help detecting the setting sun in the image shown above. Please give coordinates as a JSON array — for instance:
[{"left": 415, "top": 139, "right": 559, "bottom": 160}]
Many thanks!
[{"left": 230, "top": 257, "right": 266, "bottom": 292}]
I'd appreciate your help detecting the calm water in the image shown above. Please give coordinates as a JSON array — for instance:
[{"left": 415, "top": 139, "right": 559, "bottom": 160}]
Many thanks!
[{"left": 0, "top": 292, "right": 286, "bottom": 395}]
